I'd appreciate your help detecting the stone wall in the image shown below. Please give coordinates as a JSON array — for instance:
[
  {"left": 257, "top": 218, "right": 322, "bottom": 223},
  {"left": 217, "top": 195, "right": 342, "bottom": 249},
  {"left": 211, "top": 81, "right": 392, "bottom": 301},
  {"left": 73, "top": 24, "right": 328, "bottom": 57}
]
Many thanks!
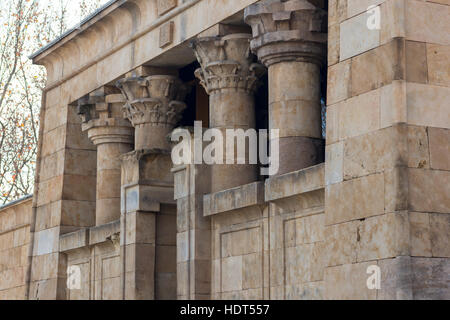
[
  {"left": 0, "top": 196, "right": 32, "bottom": 300},
  {"left": 60, "top": 221, "right": 120, "bottom": 300},
  {"left": 0, "top": 0, "right": 447, "bottom": 300},
  {"left": 174, "top": 159, "right": 325, "bottom": 300},
  {"left": 325, "top": 0, "right": 449, "bottom": 299},
  {"left": 29, "top": 96, "right": 97, "bottom": 300}
]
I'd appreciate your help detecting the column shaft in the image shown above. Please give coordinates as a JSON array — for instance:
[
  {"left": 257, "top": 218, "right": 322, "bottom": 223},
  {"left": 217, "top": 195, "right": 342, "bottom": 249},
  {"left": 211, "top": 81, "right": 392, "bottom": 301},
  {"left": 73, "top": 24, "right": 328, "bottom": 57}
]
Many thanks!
[
  {"left": 78, "top": 93, "right": 134, "bottom": 226},
  {"left": 192, "top": 33, "right": 263, "bottom": 192},
  {"left": 96, "top": 142, "right": 133, "bottom": 225},
  {"left": 269, "top": 61, "right": 323, "bottom": 174},
  {"left": 245, "top": 0, "right": 327, "bottom": 175},
  {"left": 210, "top": 89, "right": 257, "bottom": 192}
]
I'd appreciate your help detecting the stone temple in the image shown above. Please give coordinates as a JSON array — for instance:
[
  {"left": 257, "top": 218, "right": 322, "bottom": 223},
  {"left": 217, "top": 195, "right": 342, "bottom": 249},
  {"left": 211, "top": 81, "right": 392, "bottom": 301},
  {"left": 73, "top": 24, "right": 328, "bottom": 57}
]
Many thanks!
[{"left": 0, "top": 0, "right": 449, "bottom": 300}]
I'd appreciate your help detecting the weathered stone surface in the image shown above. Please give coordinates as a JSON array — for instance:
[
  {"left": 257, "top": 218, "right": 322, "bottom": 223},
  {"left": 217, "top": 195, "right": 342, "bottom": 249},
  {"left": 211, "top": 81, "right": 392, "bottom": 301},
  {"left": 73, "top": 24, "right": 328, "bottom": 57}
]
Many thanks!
[
  {"left": 350, "top": 38, "right": 405, "bottom": 97},
  {"left": 159, "top": 21, "right": 174, "bottom": 48},
  {"left": 357, "top": 212, "right": 410, "bottom": 262},
  {"left": 324, "top": 221, "right": 358, "bottom": 267},
  {"left": 157, "top": 0, "right": 177, "bottom": 16},
  {"left": 409, "top": 169, "right": 450, "bottom": 214},
  {"left": 378, "top": 256, "right": 413, "bottom": 300},
  {"left": 32, "top": 227, "right": 60, "bottom": 256},
  {"left": 204, "top": 182, "right": 264, "bottom": 216},
  {"left": 337, "top": 89, "right": 381, "bottom": 140},
  {"left": 407, "top": 82, "right": 450, "bottom": 129},
  {"left": 405, "top": 40, "right": 428, "bottom": 84},
  {"left": 409, "top": 212, "right": 432, "bottom": 257},
  {"left": 325, "top": 142, "right": 343, "bottom": 186},
  {"left": 428, "top": 128, "right": 450, "bottom": 171},
  {"left": 340, "top": 9, "right": 380, "bottom": 61},
  {"left": 405, "top": 1, "right": 450, "bottom": 46},
  {"left": 1, "top": 0, "right": 448, "bottom": 302},
  {"left": 427, "top": 43, "right": 450, "bottom": 86},
  {"left": 89, "top": 220, "right": 120, "bottom": 246},
  {"left": 410, "top": 257, "right": 450, "bottom": 300},
  {"left": 59, "top": 229, "right": 89, "bottom": 252},
  {"left": 380, "top": 80, "right": 407, "bottom": 129},
  {"left": 325, "top": 173, "right": 384, "bottom": 225},
  {"left": 430, "top": 214, "right": 450, "bottom": 258},
  {"left": 324, "top": 262, "right": 377, "bottom": 300},
  {"left": 329, "top": 0, "right": 347, "bottom": 27},
  {"left": 265, "top": 164, "right": 324, "bottom": 201},
  {"left": 327, "top": 60, "right": 351, "bottom": 105},
  {"left": 221, "top": 256, "right": 243, "bottom": 293}
]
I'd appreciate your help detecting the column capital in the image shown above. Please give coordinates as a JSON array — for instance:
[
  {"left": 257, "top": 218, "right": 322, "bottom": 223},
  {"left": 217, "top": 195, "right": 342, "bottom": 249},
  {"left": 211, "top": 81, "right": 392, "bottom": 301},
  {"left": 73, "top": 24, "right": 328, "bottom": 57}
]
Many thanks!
[
  {"left": 117, "top": 75, "right": 187, "bottom": 129},
  {"left": 244, "top": 0, "right": 327, "bottom": 67},
  {"left": 77, "top": 94, "right": 134, "bottom": 146},
  {"left": 116, "top": 75, "right": 187, "bottom": 151},
  {"left": 191, "top": 33, "right": 265, "bottom": 95}
]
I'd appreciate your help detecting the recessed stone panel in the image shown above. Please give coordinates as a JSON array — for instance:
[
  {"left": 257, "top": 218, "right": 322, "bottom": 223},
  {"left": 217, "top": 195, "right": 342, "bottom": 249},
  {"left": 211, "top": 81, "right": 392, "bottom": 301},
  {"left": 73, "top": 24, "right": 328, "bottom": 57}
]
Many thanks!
[
  {"left": 159, "top": 21, "right": 174, "bottom": 48},
  {"left": 157, "top": 0, "right": 177, "bottom": 16}
]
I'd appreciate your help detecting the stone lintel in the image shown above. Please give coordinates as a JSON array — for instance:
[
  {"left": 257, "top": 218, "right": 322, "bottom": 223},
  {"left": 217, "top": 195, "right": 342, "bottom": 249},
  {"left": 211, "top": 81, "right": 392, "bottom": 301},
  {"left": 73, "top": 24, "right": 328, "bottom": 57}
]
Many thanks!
[
  {"left": 198, "top": 23, "right": 252, "bottom": 38},
  {"left": 89, "top": 219, "right": 120, "bottom": 246},
  {"left": 121, "top": 150, "right": 174, "bottom": 184},
  {"left": 122, "top": 184, "right": 177, "bottom": 214},
  {"left": 59, "top": 219, "right": 122, "bottom": 251},
  {"left": 203, "top": 182, "right": 265, "bottom": 217},
  {"left": 265, "top": 163, "right": 324, "bottom": 202},
  {"left": 59, "top": 228, "right": 89, "bottom": 252},
  {"left": 125, "top": 66, "right": 179, "bottom": 79}
]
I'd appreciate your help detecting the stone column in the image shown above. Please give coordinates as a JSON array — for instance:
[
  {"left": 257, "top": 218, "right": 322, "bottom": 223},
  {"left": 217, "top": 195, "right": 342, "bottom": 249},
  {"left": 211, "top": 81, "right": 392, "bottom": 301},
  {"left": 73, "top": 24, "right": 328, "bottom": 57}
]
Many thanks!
[
  {"left": 191, "top": 34, "right": 264, "bottom": 192},
  {"left": 245, "top": 0, "right": 327, "bottom": 175},
  {"left": 117, "top": 73, "right": 186, "bottom": 300},
  {"left": 78, "top": 92, "right": 134, "bottom": 226},
  {"left": 117, "top": 75, "right": 187, "bottom": 152}
]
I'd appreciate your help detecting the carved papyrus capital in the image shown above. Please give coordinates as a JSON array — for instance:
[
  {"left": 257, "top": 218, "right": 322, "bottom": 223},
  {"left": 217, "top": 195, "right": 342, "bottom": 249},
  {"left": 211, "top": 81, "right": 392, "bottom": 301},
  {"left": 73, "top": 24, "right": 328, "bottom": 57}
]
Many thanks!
[
  {"left": 117, "top": 75, "right": 187, "bottom": 151},
  {"left": 117, "top": 75, "right": 187, "bottom": 128},
  {"left": 244, "top": 0, "right": 327, "bottom": 67},
  {"left": 123, "top": 99, "right": 187, "bottom": 128},
  {"left": 191, "top": 34, "right": 265, "bottom": 95}
]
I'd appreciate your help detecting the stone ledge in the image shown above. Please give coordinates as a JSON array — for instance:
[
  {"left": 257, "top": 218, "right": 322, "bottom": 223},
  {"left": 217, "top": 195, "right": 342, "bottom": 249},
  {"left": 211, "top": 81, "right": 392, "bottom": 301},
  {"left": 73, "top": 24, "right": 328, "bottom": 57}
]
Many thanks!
[
  {"left": 204, "top": 182, "right": 264, "bottom": 217},
  {"left": 122, "top": 185, "right": 166, "bottom": 214},
  {"left": 59, "top": 220, "right": 122, "bottom": 252},
  {"left": 89, "top": 220, "right": 120, "bottom": 246},
  {"left": 265, "top": 163, "right": 325, "bottom": 202},
  {"left": 59, "top": 228, "right": 89, "bottom": 253}
]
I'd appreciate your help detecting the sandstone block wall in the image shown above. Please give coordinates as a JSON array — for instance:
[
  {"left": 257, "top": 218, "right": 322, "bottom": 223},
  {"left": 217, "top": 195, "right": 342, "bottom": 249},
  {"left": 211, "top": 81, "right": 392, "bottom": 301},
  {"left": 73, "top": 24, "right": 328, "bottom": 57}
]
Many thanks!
[
  {"left": 0, "top": 197, "right": 32, "bottom": 300},
  {"left": 61, "top": 221, "right": 121, "bottom": 300},
  {"left": 0, "top": 0, "right": 447, "bottom": 300},
  {"left": 326, "top": 0, "right": 450, "bottom": 299}
]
